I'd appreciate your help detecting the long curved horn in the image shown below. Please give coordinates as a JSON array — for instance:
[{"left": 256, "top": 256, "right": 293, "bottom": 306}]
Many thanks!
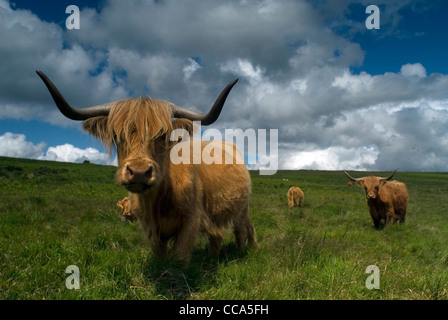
[
  {"left": 344, "top": 171, "right": 362, "bottom": 182},
  {"left": 171, "top": 78, "right": 238, "bottom": 125},
  {"left": 36, "top": 70, "right": 112, "bottom": 120},
  {"left": 380, "top": 168, "right": 398, "bottom": 181}
]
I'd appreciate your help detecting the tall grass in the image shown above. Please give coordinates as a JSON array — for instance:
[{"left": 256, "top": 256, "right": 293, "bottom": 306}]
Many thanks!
[{"left": 0, "top": 157, "right": 447, "bottom": 299}]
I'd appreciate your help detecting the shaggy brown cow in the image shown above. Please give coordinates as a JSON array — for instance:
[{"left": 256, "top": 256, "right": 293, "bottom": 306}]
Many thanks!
[
  {"left": 287, "top": 186, "right": 304, "bottom": 213},
  {"left": 37, "top": 70, "right": 257, "bottom": 262},
  {"left": 344, "top": 169, "right": 408, "bottom": 229}
]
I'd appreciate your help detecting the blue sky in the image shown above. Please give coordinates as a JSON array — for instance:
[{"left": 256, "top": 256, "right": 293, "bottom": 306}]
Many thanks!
[
  {"left": 11, "top": 0, "right": 104, "bottom": 24},
  {"left": 347, "top": 2, "right": 448, "bottom": 75},
  {"left": 2, "top": 0, "right": 448, "bottom": 171}
]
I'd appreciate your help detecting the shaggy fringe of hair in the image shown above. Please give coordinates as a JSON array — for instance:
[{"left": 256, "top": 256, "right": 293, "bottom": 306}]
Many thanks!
[{"left": 84, "top": 97, "right": 180, "bottom": 155}]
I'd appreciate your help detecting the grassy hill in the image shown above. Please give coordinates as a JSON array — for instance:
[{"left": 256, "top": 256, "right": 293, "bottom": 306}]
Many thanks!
[{"left": 0, "top": 156, "right": 447, "bottom": 300}]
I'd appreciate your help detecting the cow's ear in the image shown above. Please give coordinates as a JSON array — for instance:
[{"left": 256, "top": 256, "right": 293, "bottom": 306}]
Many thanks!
[
  {"left": 83, "top": 116, "right": 109, "bottom": 139},
  {"left": 356, "top": 179, "right": 364, "bottom": 188}
]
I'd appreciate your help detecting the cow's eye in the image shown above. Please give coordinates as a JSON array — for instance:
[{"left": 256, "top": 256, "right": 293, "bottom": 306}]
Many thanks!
[{"left": 158, "top": 133, "right": 167, "bottom": 142}]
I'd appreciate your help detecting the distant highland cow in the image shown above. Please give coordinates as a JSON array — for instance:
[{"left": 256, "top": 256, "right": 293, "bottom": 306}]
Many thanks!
[
  {"left": 117, "top": 195, "right": 141, "bottom": 222},
  {"left": 344, "top": 169, "right": 408, "bottom": 229},
  {"left": 287, "top": 186, "right": 304, "bottom": 213}
]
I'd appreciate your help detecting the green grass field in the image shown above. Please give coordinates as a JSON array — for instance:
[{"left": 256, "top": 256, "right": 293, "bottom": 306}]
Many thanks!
[{"left": 1, "top": 156, "right": 447, "bottom": 300}]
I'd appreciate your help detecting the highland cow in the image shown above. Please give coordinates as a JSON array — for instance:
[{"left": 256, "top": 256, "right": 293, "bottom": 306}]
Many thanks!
[
  {"left": 344, "top": 169, "right": 408, "bottom": 229},
  {"left": 287, "top": 186, "right": 304, "bottom": 213},
  {"left": 117, "top": 194, "right": 141, "bottom": 222},
  {"left": 37, "top": 70, "right": 257, "bottom": 262}
]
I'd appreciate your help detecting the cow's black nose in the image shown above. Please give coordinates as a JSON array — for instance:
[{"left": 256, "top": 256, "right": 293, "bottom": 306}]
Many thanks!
[{"left": 126, "top": 164, "right": 153, "bottom": 184}]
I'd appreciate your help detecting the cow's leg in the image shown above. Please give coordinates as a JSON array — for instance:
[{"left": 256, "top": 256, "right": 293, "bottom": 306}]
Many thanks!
[
  {"left": 172, "top": 210, "right": 201, "bottom": 262},
  {"left": 137, "top": 210, "right": 167, "bottom": 258},
  {"left": 234, "top": 219, "right": 247, "bottom": 251},
  {"left": 373, "top": 218, "right": 380, "bottom": 229},
  {"left": 370, "top": 207, "right": 381, "bottom": 229},
  {"left": 233, "top": 202, "right": 257, "bottom": 251},
  {"left": 386, "top": 207, "right": 396, "bottom": 226},
  {"left": 397, "top": 208, "right": 406, "bottom": 224},
  {"left": 208, "top": 234, "right": 223, "bottom": 258},
  {"left": 149, "top": 237, "right": 168, "bottom": 259}
]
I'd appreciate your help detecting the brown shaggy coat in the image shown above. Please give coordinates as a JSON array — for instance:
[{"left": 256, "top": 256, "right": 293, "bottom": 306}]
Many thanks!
[
  {"left": 287, "top": 186, "right": 304, "bottom": 210},
  {"left": 84, "top": 98, "right": 257, "bottom": 261},
  {"left": 353, "top": 176, "right": 408, "bottom": 229}
]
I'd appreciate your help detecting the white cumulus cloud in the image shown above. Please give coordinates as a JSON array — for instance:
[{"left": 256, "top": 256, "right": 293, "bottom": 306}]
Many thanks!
[
  {"left": 39, "top": 144, "right": 116, "bottom": 166},
  {"left": 400, "top": 63, "right": 427, "bottom": 78},
  {"left": 281, "top": 146, "right": 379, "bottom": 171},
  {"left": 0, "top": 132, "right": 115, "bottom": 166},
  {"left": 0, "top": 132, "right": 46, "bottom": 159}
]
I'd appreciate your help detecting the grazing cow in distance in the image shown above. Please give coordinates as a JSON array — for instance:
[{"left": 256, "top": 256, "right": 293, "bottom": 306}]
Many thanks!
[
  {"left": 344, "top": 169, "right": 408, "bottom": 229},
  {"left": 117, "top": 194, "right": 141, "bottom": 222},
  {"left": 347, "top": 181, "right": 353, "bottom": 187},
  {"left": 117, "top": 197, "right": 133, "bottom": 221},
  {"left": 37, "top": 70, "right": 257, "bottom": 262},
  {"left": 287, "top": 186, "right": 304, "bottom": 213}
]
